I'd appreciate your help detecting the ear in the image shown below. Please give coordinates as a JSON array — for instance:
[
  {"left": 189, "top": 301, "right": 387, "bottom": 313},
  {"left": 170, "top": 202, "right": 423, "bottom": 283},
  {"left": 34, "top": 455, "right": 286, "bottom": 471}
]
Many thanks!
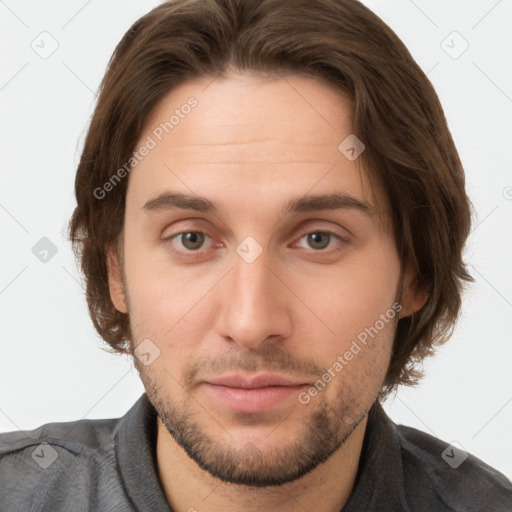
[
  {"left": 106, "top": 246, "right": 128, "bottom": 314},
  {"left": 398, "top": 268, "right": 429, "bottom": 319}
]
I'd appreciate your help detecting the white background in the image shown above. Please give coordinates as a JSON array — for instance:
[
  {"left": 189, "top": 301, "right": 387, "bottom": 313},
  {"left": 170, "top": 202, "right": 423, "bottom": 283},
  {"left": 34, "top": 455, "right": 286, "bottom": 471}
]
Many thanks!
[{"left": 1, "top": 0, "right": 511, "bottom": 480}]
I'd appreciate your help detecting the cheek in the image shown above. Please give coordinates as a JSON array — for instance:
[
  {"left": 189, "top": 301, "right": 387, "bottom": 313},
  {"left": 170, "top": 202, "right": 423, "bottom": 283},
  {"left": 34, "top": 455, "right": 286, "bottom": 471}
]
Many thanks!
[
  {"left": 123, "top": 213, "right": 400, "bottom": 377},
  {"left": 288, "top": 241, "right": 400, "bottom": 396},
  {"left": 294, "top": 238, "right": 400, "bottom": 347},
  {"left": 122, "top": 231, "right": 204, "bottom": 345}
]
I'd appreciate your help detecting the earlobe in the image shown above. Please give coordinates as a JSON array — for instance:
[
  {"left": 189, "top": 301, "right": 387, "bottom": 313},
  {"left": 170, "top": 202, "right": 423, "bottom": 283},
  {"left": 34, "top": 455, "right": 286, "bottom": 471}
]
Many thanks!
[
  {"left": 107, "top": 247, "right": 128, "bottom": 314},
  {"left": 398, "top": 272, "right": 429, "bottom": 319}
]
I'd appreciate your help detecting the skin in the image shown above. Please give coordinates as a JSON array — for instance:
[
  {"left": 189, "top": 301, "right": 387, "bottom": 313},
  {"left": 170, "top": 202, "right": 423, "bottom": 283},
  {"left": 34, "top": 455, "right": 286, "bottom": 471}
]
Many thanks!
[{"left": 107, "top": 71, "right": 426, "bottom": 512}]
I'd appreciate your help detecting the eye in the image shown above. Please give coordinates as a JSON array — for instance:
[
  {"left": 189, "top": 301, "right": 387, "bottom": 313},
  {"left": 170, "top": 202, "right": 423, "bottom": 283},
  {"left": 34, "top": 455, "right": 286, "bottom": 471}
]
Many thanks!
[
  {"left": 163, "top": 228, "right": 348, "bottom": 259},
  {"left": 168, "top": 231, "right": 212, "bottom": 253},
  {"left": 295, "top": 231, "right": 346, "bottom": 251}
]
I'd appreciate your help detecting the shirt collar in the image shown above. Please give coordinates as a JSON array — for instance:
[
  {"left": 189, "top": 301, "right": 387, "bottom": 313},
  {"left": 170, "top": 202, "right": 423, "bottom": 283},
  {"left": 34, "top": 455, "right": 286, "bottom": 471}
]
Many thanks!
[
  {"left": 114, "top": 393, "right": 406, "bottom": 512},
  {"left": 114, "top": 393, "right": 172, "bottom": 512},
  {"left": 341, "top": 399, "right": 407, "bottom": 511}
]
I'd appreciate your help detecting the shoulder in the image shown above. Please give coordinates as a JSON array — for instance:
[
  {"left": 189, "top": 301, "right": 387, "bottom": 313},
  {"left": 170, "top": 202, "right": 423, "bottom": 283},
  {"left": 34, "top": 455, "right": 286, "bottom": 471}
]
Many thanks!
[
  {"left": 0, "top": 415, "right": 118, "bottom": 454},
  {"left": 395, "top": 423, "right": 512, "bottom": 511},
  {"left": 0, "top": 416, "right": 124, "bottom": 510},
  {"left": 0, "top": 415, "right": 119, "bottom": 467}
]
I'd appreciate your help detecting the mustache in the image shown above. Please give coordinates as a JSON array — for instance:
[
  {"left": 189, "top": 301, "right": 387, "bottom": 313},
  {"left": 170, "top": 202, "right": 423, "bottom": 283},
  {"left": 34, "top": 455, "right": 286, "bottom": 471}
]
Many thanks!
[{"left": 184, "top": 344, "right": 326, "bottom": 390}]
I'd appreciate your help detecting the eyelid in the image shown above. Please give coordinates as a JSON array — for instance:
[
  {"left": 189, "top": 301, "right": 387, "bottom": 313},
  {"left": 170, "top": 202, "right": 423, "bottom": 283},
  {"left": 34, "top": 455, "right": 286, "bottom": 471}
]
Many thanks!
[
  {"left": 165, "top": 231, "right": 217, "bottom": 258},
  {"left": 291, "top": 230, "right": 349, "bottom": 254},
  {"left": 295, "top": 224, "right": 351, "bottom": 242},
  {"left": 164, "top": 230, "right": 349, "bottom": 261},
  {"left": 162, "top": 219, "right": 352, "bottom": 257}
]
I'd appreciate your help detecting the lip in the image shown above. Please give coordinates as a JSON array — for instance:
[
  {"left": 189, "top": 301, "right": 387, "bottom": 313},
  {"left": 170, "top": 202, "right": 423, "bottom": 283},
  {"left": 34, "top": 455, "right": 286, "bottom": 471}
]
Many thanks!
[
  {"left": 203, "top": 372, "right": 309, "bottom": 389},
  {"left": 201, "top": 373, "right": 310, "bottom": 413}
]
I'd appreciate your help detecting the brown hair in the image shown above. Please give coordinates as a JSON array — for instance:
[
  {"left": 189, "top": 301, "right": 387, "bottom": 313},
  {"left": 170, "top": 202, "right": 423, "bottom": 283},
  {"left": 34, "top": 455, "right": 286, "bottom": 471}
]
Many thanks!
[{"left": 68, "top": 0, "right": 473, "bottom": 396}]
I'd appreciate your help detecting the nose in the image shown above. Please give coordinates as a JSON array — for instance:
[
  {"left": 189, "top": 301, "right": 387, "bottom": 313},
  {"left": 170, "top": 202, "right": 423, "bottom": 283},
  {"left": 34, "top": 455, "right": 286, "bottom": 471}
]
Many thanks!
[{"left": 216, "top": 248, "right": 293, "bottom": 350}]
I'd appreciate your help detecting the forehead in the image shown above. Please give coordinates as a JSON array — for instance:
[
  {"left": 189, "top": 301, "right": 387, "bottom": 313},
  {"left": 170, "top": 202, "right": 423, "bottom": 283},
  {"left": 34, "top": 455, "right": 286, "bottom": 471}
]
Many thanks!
[{"left": 126, "top": 72, "right": 388, "bottom": 221}]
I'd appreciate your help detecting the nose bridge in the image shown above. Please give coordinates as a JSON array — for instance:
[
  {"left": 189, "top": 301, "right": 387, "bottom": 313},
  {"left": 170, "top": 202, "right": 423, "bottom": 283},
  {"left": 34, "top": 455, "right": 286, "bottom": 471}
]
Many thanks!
[
  {"left": 217, "top": 246, "right": 291, "bottom": 349},
  {"left": 233, "top": 251, "right": 271, "bottom": 308}
]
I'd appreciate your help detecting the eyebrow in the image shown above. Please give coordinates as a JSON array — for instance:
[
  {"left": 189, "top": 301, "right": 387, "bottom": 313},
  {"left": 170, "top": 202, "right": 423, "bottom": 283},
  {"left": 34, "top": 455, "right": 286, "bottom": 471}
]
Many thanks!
[{"left": 142, "top": 191, "right": 374, "bottom": 217}]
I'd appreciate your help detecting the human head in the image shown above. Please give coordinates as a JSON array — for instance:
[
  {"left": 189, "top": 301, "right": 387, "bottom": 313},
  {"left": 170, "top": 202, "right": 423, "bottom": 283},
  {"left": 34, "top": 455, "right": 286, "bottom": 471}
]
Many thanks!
[
  {"left": 69, "top": 0, "right": 474, "bottom": 487},
  {"left": 70, "top": 9, "right": 477, "bottom": 490},
  {"left": 69, "top": 0, "right": 472, "bottom": 398}
]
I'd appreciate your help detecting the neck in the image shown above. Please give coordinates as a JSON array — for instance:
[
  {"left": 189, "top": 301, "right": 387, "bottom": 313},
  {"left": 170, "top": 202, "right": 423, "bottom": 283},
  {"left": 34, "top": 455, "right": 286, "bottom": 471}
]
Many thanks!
[{"left": 155, "top": 414, "right": 368, "bottom": 512}]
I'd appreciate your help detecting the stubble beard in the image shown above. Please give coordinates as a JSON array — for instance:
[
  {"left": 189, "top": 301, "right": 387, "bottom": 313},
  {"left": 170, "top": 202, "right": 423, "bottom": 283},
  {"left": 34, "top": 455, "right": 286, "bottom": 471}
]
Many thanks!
[{"left": 139, "top": 363, "right": 369, "bottom": 487}]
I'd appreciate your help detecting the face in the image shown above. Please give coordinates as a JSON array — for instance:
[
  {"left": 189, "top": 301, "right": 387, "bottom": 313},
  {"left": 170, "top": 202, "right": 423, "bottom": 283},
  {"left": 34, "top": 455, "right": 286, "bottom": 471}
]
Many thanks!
[{"left": 108, "top": 72, "right": 417, "bottom": 486}]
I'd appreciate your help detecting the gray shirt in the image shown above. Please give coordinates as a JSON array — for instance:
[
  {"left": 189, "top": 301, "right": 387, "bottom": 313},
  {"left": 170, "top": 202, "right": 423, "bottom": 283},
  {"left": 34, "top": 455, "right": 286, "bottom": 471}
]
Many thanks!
[{"left": 0, "top": 393, "right": 511, "bottom": 511}]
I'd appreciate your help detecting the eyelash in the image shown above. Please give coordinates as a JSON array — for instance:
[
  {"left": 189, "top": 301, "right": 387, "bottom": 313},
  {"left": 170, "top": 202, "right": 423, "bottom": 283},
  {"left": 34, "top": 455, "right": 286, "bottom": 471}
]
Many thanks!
[{"left": 164, "top": 229, "right": 349, "bottom": 259}]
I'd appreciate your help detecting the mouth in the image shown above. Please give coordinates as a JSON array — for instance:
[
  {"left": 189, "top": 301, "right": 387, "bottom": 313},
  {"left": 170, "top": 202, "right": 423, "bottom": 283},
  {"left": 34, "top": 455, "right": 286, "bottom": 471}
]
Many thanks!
[{"left": 201, "top": 373, "right": 311, "bottom": 413}]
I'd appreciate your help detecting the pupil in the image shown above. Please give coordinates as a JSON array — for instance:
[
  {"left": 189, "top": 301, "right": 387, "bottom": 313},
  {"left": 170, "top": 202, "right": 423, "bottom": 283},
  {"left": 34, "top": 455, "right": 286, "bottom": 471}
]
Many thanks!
[
  {"left": 180, "top": 232, "right": 330, "bottom": 251},
  {"left": 183, "top": 232, "right": 204, "bottom": 250},
  {"left": 309, "top": 232, "right": 329, "bottom": 249}
]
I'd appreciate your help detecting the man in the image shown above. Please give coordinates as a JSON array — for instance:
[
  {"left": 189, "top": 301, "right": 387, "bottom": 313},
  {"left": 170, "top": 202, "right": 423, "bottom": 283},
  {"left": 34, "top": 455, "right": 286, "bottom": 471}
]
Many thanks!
[{"left": 1, "top": 0, "right": 511, "bottom": 510}]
